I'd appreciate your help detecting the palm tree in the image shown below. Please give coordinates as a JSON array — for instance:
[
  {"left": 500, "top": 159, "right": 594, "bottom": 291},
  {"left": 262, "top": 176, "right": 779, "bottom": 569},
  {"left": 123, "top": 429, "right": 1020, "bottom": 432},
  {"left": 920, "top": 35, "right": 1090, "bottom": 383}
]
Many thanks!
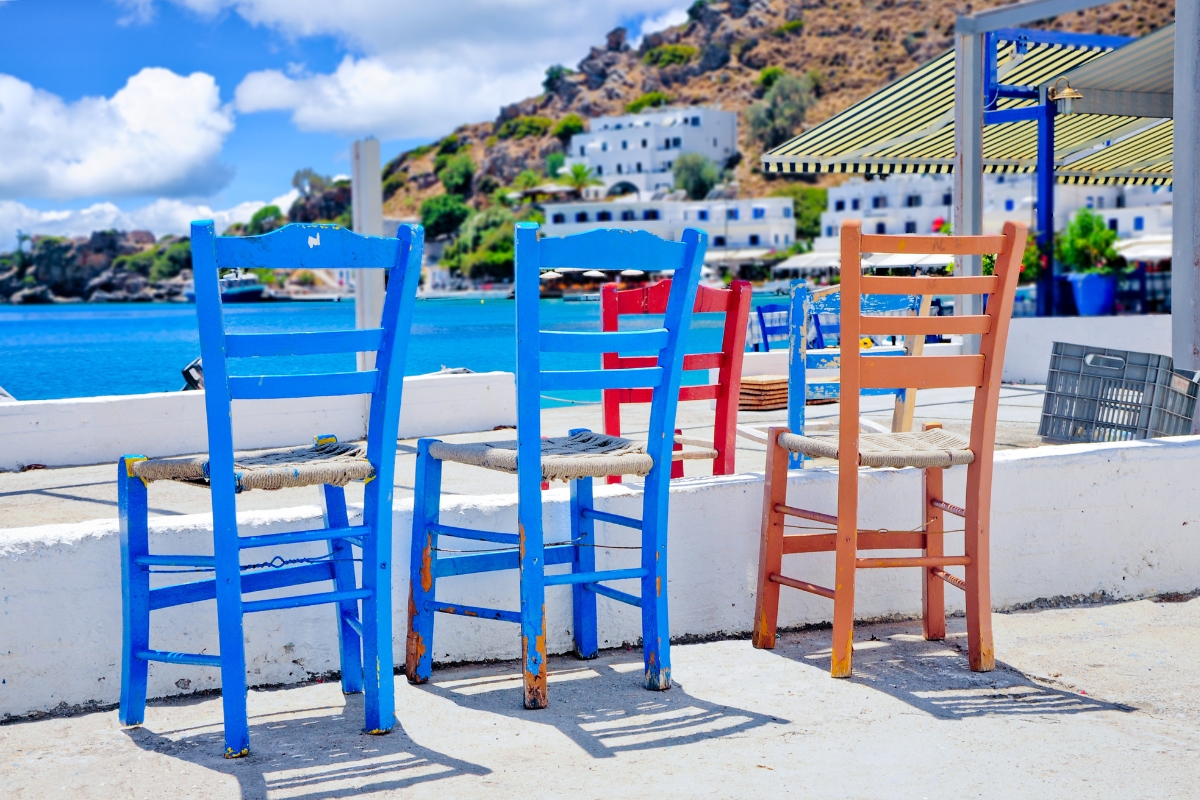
[{"left": 563, "top": 163, "right": 603, "bottom": 196}]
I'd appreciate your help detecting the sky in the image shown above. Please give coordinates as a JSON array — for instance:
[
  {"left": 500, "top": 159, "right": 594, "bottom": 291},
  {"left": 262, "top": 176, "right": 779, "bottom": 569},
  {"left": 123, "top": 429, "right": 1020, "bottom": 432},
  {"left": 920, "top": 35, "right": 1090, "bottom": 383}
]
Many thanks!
[{"left": 0, "top": 0, "right": 689, "bottom": 251}]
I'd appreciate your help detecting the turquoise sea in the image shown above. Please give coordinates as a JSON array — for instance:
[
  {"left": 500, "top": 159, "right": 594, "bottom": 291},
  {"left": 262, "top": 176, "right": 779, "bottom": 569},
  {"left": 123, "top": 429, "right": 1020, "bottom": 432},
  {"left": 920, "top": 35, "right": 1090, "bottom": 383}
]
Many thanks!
[{"left": 0, "top": 298, "right": 776, "bottom": 406}]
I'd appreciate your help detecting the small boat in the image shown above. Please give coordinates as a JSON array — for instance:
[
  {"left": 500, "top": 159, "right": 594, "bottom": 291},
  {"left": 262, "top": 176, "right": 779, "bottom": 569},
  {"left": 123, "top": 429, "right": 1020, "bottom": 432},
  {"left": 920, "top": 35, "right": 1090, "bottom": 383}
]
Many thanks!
[{"left": 184, "top": 273, "right": 266, "bottom": 303}]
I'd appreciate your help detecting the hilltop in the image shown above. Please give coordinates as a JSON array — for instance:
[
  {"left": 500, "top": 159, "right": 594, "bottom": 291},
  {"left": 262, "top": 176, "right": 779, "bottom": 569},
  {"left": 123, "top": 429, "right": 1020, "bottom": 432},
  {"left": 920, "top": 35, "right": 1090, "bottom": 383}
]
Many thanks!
[{"left": 382, "top": 0, "right": 1175, "bottom": 219}]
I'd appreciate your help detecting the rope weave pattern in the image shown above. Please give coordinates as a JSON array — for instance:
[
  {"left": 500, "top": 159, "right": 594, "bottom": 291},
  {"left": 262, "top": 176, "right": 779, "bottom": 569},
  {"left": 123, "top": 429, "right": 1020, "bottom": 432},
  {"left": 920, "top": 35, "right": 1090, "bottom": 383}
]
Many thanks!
[
  {"left": 133, "top": 441, "right": 374, "bottom": 491},
  {"left": 428, "top": 430, "right": 655, "bottom": 481},
  {"left": 777, "top": 428, "right": 975, "bottom": 469}
]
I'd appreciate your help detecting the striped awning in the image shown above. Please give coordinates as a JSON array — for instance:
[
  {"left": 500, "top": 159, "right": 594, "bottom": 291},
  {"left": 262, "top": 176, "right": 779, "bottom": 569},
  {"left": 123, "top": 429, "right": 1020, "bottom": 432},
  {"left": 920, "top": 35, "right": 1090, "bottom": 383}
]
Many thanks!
[{"left": 762, "top": 38, "right": 1173, "bottom": 185}]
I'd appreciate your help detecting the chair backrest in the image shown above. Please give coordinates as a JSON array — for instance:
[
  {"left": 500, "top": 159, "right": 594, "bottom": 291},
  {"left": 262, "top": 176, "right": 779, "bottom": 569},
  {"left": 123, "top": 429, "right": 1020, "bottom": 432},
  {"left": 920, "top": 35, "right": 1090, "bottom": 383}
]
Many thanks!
[
  {"left": 600, "top": 278, "right": 752, "bottom": 476},
  {"left": 801, "top": 286, "right": 922, "bottom": 350},
  {"left": 754, "top": 303, "right": 790, "bottom": 352},
  {"left": 837, "top": 220, "right": 1027, "bottom": 469},
  {"left": 514, "top": 224, "right": 705, "bottom": 500},
  {"left": 190, "top": 221, "right": 423, "bottom": 504}
]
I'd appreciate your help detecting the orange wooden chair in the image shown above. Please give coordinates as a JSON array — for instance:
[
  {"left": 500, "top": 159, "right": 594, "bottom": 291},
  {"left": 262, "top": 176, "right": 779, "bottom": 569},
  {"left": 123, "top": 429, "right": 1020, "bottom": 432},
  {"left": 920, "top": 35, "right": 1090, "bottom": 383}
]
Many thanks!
[
  {"left": 602, "top": 279, "right": 752, "bottom": 483},
  {"left": 752, "top": 220, "right": 1027, "bottom": 677}
]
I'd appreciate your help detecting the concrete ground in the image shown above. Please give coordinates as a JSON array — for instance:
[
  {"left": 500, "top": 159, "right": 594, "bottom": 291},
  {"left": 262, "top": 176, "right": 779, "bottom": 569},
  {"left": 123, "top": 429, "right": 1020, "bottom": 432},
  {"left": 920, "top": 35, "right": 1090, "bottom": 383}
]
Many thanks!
[
  {"left": 0, "top": 385, "right": 1048, "bottom": 528},
  {"left": 3, "top": 595, "right": 1197, "bottom": 799}
]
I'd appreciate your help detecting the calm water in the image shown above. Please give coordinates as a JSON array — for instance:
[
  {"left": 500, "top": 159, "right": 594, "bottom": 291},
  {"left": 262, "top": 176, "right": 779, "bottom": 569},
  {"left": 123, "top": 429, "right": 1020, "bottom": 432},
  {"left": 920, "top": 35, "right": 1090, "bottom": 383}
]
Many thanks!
[{"left": 0, "top": 297, "right": 773, "bottom": 406}]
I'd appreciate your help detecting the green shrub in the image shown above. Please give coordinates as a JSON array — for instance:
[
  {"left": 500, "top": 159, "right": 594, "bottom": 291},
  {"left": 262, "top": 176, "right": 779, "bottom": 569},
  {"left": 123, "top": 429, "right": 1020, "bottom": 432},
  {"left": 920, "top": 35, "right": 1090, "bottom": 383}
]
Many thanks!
[
  {"left": 420, "top": 194, "right": 472, "bottom": 238},
  {"left": 757, "top": 66, "right": 786, "bottom": 91},
  {"left": 551, "top": 113, "right": 586, "bottom": 144},
  {"left": 512, "top": 170, "right": 542, "bottom": 190},
  {"left": 436, "top": 135, "right": 460, "bottom": 155},
  {"left": 496, "top": 116, "right": 554, "bottom": 140},
  {"left": 770, "top": 185, "right": 826, "bottom": 244},
  {"left": 643, "top": 44, "right": 697, "bottom": 68},
  {"left": 1057, "top": 208, "right": 1122, "bottom": 275},
  {"left": 485, "top": 135, "right": 499, "bottom": 148},
  {"left": 545, "top": 152, "right": 565, "bottom": 179},
  {"left": 437, "top": 153, "right": 476, "bottom": 196},
  {"left": 543, "top": 64, "right": 571, "bottom": 93},
  {"left": 626, "top": 91, "right": 673, "bottom": 114},
  {"left": 672, "top": 153, "right": 721, "bottom": 200},
  {"left": 772, "top": 19, "right": 804, "bottom": 37},
  {"left": 246, "top": 205, "right": 284, "bottom": 236},
  {"left": 382, "top": 171, "right": 408, "bottom": 200},
  {"left": 440, "top": 207, "right": 517, "bottom": 281},
  {"left": 746, "top": 72, "right": 817, "bottom": 150}
]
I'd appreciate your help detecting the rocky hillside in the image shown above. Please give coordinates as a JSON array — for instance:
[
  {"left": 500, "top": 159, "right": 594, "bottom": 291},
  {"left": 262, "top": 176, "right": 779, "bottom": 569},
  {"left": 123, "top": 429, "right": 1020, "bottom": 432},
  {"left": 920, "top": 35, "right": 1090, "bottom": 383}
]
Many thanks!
[{"left": 383, "top": 0, "right": 1175, "bottom": 219}]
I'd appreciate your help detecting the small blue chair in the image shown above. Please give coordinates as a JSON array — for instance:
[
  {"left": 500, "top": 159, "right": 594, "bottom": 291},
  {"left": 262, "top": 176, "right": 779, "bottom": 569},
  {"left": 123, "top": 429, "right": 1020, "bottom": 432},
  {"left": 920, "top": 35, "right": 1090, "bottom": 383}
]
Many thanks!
[
  {"left": 787, "top": 282, "right": 921, "bottom": 466},
  {"left": 405, "top": 224, "right": 705, "bottom": 708},
  {"left": 118, "top": 221, "right": 422, "bottom": 757}
]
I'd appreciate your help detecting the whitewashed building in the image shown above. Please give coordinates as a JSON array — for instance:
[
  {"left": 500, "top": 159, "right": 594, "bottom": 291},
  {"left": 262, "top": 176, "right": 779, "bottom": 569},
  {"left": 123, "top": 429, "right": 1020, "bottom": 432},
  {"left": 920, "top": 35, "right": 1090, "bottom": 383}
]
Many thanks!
[
  {"left": 542, "top": 196, "right": 794, "bottom": 253},
  {"left": 813, "top": 174, "right": 1171, "bottom": 250},
  {"left": 563, "top": 107, "right": 738, "bottom": 197}
]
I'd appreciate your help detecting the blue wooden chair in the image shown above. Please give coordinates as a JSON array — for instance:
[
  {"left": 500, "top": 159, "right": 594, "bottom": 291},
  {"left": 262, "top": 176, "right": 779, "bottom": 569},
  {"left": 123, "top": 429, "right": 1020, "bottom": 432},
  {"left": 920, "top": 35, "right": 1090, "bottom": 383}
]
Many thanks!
[
  {"left": 118, "top": 221, "right": 423, "bottom": 757},
  {"left": 405, "top": 224, "right": 705, "bottom": 709},
  {"left": 786, "top": 282, "right": 922, "bottom": 466},
  {"left": 754, "top": 303, "right": 790, "bottom": 351}
]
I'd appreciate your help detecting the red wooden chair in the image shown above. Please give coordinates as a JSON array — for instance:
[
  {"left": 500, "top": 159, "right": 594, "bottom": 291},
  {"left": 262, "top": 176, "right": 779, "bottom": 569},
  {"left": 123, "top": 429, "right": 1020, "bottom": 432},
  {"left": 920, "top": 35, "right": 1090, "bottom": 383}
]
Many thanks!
[
  {"left": 752, "top": 220, "right": 1027, "bottom": 677},
  {"left": 602, "top": 279, "right": 752, "bottom": 484}
]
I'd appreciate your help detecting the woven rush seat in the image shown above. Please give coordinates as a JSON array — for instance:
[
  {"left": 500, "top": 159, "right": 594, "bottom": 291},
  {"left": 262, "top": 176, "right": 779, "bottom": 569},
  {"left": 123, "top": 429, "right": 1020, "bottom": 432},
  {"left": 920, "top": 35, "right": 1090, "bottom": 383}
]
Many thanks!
[
  {"left": 428, "top": 430, "right": 657, "bottom": 482},
  {"left": 776, "top": 428, "right": 975, "bottom": 469},
  {"left": 132, "top": 440, "right": 373, "bottom": 491}
]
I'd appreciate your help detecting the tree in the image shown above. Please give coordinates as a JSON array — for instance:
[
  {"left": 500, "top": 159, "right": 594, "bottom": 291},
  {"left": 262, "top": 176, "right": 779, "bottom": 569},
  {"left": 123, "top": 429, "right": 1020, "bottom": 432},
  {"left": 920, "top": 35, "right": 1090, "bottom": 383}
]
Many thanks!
[
  {"left": 545, "top": 151, "right": 566, "bottom": 179},
  {"left": 745, "top": 72, "right": 817, "bottom": 150},
  {"left": 769, "top": 185, "right": 826, "bottom": 243},
  {"left": 512, "top": 170, "right": 542, "bottom": 190},
  {"left": 291, "top": 168, "right": 328, "bottom": 197},
  {"left": 440, "top": 207, "right": 517, "bottom": 281},
  {"left": 562, "top": 163, "right": 603, "bottom": 195},
  {"left": 246, "top": 205, "right": 284, "bottom": 236},
  {"left": 551, "top": 113, "right": 586, "bottom": 145},
  {"left": 672, "top": 154, "right": 721, "bottom": 200},
  {"left": 420, "top": 194, "right": 472, "bottom": 238},
  {"left": 1057, "top": 208, "right": 1121, "bottom": 274},
  {"left": 543, "top": 64, "right": 571, "bottom": 93},
  {"left": 437, "top": 153, "right": 475, "bottom": 196},
  {"left": 757, "top": 66, "right": 786, "bottom": 92}
]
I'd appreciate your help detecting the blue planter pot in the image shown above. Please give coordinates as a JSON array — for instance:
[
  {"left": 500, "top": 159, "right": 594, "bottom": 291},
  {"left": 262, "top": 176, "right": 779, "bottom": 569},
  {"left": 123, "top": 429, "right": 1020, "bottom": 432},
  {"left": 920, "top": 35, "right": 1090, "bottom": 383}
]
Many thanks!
[{"left": 1067, "top": 273, "right": 1117, "bottom": 316}]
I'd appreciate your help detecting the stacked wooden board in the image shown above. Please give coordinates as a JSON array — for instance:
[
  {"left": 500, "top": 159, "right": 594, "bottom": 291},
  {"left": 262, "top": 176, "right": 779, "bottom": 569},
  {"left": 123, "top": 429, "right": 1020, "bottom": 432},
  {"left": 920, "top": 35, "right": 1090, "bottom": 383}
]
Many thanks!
[{"left": 739, "top": 374, "right": 789, "bottom": 411}]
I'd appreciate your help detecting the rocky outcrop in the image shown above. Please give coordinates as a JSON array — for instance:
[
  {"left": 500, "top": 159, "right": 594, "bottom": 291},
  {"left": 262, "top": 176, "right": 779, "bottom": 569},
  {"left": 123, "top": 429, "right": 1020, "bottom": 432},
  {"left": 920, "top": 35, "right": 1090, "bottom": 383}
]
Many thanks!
[{"left": 288, "top": 182, "right": 352, "bottom": 224}]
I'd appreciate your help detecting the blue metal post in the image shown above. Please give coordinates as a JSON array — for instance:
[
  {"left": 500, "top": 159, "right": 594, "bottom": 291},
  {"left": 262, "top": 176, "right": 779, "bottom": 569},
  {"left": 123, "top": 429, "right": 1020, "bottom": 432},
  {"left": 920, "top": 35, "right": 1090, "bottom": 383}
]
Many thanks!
[
  {"left": 1036, "top": 99, "right": 1056, "bottom": 316},
  {"left": 118, "top": 456, "right": 150, "bottom": 726}
]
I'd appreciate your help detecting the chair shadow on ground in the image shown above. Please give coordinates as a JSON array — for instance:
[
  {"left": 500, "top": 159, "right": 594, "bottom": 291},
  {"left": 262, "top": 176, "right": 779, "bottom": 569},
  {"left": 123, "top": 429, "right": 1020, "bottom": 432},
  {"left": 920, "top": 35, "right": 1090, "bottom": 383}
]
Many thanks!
[
  {"left": 417, "top": 651, "right": 785, "bottom": 759},
  {"left": 124, "top": 692, "right": 488, "bottom": 800},
  {"left": 769, "top": 619, "right": 1133, "bottom": 720}
]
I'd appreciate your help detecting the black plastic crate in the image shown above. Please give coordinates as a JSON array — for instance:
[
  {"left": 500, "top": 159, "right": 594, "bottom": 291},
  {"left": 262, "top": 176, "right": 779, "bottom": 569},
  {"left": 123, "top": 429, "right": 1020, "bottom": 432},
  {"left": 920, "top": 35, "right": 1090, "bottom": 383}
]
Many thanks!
[{"left": 1039, "top": 342, "right": 1199, "bottom": 443}]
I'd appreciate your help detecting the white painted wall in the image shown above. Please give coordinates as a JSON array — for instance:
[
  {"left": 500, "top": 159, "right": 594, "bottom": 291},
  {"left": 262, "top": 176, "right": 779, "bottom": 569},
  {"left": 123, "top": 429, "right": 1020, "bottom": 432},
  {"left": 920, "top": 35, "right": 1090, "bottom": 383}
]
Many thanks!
[
  {"left": 0, "top": 371, "right": 516, "bottom": 471},
  {"left": 1003, "top": 315, "right": 1172, "bottom": 384},
  {"left": 3, "top": 435, "right": 1199, "bottom": 719}
]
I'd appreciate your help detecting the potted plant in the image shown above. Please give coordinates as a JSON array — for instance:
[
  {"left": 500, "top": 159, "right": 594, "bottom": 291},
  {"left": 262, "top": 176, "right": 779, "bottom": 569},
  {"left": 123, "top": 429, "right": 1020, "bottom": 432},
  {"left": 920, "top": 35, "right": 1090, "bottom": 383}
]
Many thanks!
[{"left": 1057, "top": 208, "right": 1124, "bottom": 316}]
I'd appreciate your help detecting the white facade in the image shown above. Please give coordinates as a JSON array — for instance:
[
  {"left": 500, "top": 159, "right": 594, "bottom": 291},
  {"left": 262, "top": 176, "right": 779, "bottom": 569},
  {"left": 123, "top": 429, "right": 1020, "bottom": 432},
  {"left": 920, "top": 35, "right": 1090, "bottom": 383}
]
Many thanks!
[
  {"left": 563, "top": 107, "right": 738, "bottom": 197},
  {"left": 543, "top": 196, "right": 794, "bottom": 251},
  {"left": 815, "top": 174, "right": 1172, "bottom": 249}
]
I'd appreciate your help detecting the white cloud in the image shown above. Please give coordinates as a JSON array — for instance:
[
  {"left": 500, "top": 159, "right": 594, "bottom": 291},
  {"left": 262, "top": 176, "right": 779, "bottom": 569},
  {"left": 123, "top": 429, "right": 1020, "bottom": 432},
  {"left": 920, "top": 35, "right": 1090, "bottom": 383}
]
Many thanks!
[
  {"left": 0, "top": 67, "right": 234, "bottom": 201},
  {"left": 0, "top": 190, "right": 296, "bottom": 252},
  {"left": 641, "top": 7, "right": 690, "bottom": 36},
  {"left": 171, "top": 0, "right": 689, "bottom": 136}
]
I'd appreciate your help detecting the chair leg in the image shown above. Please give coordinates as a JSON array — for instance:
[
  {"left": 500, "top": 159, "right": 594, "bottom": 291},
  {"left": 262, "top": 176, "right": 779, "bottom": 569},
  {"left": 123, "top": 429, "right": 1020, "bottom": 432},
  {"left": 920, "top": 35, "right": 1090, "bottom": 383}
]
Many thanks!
[
  {"left": 830, "top": 452, "right": 859, "bottom": 679},
  {"left": 640, "top": 478, "right": 671, "bottom": 693},
  {"left": 570, "top": 477, "right": 599, "bottom": 659},
  {"left": 964, "top": 467, "right": 995, "bottom": 672},
  {"left": 210, "top": 495, "right": 250, "bottom": 757},
  {"left": 406, "top": 441, "right": 441, "bottom": 685},
  {"left": 361, "top": 471, "right": 396, "bottom": 735},
  {"left": 922, "top": 468, "right": 946, "bottom": 641},
  {"left": 118, "top": 457, "right": 150, "bottom": 727},
  {"left": 752, "top": 429, "right": 790, "bottom": 650},
  {"left": 518, "top": 481, "right": 549, "bottom": 709},
  {"left": 322, "top": 484, "right": 364, "bottom": 694}
]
